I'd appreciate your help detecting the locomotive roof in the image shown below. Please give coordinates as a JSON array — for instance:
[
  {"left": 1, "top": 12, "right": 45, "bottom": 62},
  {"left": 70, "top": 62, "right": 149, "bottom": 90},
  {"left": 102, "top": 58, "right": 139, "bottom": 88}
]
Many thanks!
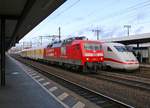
[
  {"left": 47, "top": 36, "right": 88, "bottom": 47},
  {"left": 103, "top": 42, "right": 125, "bottom": 46},
  {"left": 46, "top": 36, "right": 102, "bottom": 48},
  {"left": 72, "top": 40, "right": 101, "bottom": 44},
  {"left": 63, "top": 36, "right": 87, "bottom": 40}
]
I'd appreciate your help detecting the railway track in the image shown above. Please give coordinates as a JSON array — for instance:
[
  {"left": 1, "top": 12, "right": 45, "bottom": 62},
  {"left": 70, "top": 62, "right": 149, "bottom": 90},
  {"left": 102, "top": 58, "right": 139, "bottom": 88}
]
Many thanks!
[
  {"left": 139, "top": 66, "right": 150, "bottom": 73},
  {"left": 92, "top": 72, "right": 150, "bottom": 91},
  {"left": 14, "top": 56, "right": 133, "bottom": 108},
  {"left": 101, "top": 66, "right": 150, "bottom": 79}
]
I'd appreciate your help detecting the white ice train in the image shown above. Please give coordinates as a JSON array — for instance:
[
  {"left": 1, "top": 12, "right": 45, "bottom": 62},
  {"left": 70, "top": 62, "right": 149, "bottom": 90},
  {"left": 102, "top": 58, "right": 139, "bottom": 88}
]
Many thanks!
[{"left": 102, "top": 42, "right": 139, "bottom": 71}]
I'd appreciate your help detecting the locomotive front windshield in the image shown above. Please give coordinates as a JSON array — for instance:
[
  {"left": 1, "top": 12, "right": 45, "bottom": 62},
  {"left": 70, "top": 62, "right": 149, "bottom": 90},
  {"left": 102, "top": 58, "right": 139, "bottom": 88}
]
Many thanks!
[
  {"left": 114, "top": 46, "right": 128, "bottom": 52},
  {"left": 84, "top": 43, "right": 101, "bottom": 50}
]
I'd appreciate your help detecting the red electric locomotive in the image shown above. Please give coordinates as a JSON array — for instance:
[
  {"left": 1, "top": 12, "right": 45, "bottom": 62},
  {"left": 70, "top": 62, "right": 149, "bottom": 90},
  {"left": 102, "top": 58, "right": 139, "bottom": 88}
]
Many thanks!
[{"left": 44, "top": 36, "right": 104, "bottom": 72}]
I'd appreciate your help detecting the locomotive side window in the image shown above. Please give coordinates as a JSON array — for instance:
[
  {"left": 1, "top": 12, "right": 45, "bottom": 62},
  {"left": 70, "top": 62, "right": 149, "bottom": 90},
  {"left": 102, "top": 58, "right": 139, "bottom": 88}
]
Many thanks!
[
  {"left": 61, "top": 47, "right": 66, "bottom": 55},
  {"left": 99, "top": 45, "right": 102, "bottom": 50},
  {"left": 107, "top": 47, "right": 112, "bottom": 52}
]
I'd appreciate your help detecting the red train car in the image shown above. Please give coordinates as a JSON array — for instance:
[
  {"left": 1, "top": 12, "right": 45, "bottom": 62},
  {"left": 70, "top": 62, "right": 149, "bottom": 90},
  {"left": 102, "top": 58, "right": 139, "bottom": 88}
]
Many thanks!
[{"left": 44, "top": 37, "right": 104, "bottom": 72}]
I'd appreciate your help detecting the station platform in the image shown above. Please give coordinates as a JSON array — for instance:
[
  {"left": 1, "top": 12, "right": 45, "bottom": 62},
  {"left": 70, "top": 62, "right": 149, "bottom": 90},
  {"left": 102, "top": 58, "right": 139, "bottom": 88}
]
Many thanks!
[
  {"left": 0, "top": 55, "right": 65, "bottom": 108},
  {"left": 140, "top": 63, "right": 150, "bottom": 68},
  {"left": 0, "top": 55, "right": 99, "bottom": 108}
]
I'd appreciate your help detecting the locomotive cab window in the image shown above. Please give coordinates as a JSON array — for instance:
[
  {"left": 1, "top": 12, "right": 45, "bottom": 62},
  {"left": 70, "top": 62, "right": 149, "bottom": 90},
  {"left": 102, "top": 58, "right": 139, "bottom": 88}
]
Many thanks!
[
  {"left": 107, "top": 47, "right": 112, "bottom": 52},
  {"left": 84, "top": 43, "right": 101, "bottom": 50},
  {"left": 114, "top": 46, "right": 128, "bottom": 52}
]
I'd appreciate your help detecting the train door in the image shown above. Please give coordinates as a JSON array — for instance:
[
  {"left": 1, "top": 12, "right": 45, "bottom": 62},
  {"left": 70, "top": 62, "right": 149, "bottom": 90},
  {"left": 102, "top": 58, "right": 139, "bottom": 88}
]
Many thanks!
[
  {"left": 73, "top": 44, "right": 81, "bottom": 59},
  {"left": 103, "top": 44, "right": 116, "bottom": 68}
]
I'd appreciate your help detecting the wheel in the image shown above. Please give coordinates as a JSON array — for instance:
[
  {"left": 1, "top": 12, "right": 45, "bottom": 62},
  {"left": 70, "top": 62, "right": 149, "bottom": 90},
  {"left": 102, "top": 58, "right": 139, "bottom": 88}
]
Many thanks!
[
  {"left": 94, "top": 66, "right": 98, "bottom": 73},
  {"left": 82, "top": 66, "right": 88, "bottom": 73},
  {"left": 106, "top": 65, "right": 112, "bottom": 71}
]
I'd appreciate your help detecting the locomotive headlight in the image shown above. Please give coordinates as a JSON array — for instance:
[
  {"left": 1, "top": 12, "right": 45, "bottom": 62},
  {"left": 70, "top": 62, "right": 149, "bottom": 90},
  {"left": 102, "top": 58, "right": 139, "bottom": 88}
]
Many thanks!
[
  {"left": 86, "top": 58, "right": 89, "bottom": 60},
  {"left": 100, "top": 57, "right": 103, "bottom": 61}
]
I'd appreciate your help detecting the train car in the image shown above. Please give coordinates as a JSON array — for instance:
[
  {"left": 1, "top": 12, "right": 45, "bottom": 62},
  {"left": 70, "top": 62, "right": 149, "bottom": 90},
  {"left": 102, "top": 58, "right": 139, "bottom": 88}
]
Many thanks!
[
  {"left": 20, "top": 48, "right": 31, "bottom": 58},
  {"left": 20, "top": 49, "right": 27, "bottom": 58},
  {"left": 20, "top": 36, "right": 104, "bottom": 73},
  {"left": 20, "top": 47, "right": 45, "bottom": 60},
  {"left": 102, "top": 42, "right": 139, "bottom": 71}
]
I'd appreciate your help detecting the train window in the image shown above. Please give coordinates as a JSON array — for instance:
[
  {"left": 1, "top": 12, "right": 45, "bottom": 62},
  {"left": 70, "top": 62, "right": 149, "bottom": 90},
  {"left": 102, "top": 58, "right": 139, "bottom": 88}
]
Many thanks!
[
  {"left": 61, "top": 47, "right": 66, "bottom": 55},
  {"left": 100, "top": 45, "right": 102, "bottom": 50},
  {"left": 114, "top": 46, "right": 128, "bottom": 52},
  {"left": 107, "top": 47, "right": 112, "bottom": 52}
]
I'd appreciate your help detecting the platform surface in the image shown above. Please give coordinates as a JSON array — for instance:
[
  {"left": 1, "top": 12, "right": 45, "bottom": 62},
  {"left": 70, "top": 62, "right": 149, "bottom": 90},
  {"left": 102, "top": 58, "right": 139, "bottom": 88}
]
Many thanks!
[
  {"left": 140, "top": 63, "right": 150, "bottom": 68},
  {"left": 0, "top": 55, "right": 65, "bottom": 108}
]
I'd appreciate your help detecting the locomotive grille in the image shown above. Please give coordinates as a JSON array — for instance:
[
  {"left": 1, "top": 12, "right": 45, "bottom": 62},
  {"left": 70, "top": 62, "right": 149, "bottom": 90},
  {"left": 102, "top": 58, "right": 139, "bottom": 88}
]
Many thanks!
[{"left": 85, "top": 53, "right": 103, "bottom": 57}]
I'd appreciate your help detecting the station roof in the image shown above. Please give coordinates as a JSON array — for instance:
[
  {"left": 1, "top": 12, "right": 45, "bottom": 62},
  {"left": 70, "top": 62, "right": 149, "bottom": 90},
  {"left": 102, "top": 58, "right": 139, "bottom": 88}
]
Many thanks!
[
  {"left": 102, "top": 33, "right": 150, "bottom": 45},
  {"left": 0, "top": 0, "right": 66, "bottom": 51}
]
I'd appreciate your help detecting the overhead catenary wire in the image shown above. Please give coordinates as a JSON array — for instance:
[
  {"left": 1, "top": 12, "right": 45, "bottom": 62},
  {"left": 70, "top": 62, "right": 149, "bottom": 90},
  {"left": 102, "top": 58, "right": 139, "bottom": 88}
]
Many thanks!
[
  {"left": 76, "top": 0, "right": 150, "bottom": 27},
  {"left": 69, "top": 0, "right": 150, "bottom": 36},
  {"left": 64, "top": 0, "right": 150, "bottom": 28},
  {"left": 50, "top": 0, "right": 81, "bottom": 20},
  {"left": 40, "top": 0, "right": 150, "bottom": 38}
]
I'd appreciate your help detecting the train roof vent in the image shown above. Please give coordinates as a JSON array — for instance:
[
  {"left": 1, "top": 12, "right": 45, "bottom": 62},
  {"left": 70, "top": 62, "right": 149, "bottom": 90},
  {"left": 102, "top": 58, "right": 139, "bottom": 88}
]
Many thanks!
[
  {"left": 74, "top": 36, "right": 87, "bottom": 40},
  {"left": 47, "top": 40, "right": 62, "bottom": 48}
]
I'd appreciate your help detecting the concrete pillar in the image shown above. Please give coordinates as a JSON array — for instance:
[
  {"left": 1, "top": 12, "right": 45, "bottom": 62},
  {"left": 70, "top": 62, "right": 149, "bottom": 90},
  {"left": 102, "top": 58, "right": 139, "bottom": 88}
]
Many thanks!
[
  {"left": 0, "top": 17, "right": 5, "bottom": 86},
  {"left": 137, "top": 43, "right": 139, "bottom": 48}
]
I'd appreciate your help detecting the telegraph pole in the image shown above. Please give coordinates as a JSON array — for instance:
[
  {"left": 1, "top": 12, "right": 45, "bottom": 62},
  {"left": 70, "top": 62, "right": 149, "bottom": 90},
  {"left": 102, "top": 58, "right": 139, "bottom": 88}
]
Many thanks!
[
  {"left": 58, "top": 27, "right": 61, "bottom": 41},
  {"left": 124, "top": 25, "right": 131, "bottom": 36},
  {"left": 92, "top": 27, "right": 101, "bottom": 40},
  {"left": 40, "top": 36, "right": 42, "bottom": 46}
]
